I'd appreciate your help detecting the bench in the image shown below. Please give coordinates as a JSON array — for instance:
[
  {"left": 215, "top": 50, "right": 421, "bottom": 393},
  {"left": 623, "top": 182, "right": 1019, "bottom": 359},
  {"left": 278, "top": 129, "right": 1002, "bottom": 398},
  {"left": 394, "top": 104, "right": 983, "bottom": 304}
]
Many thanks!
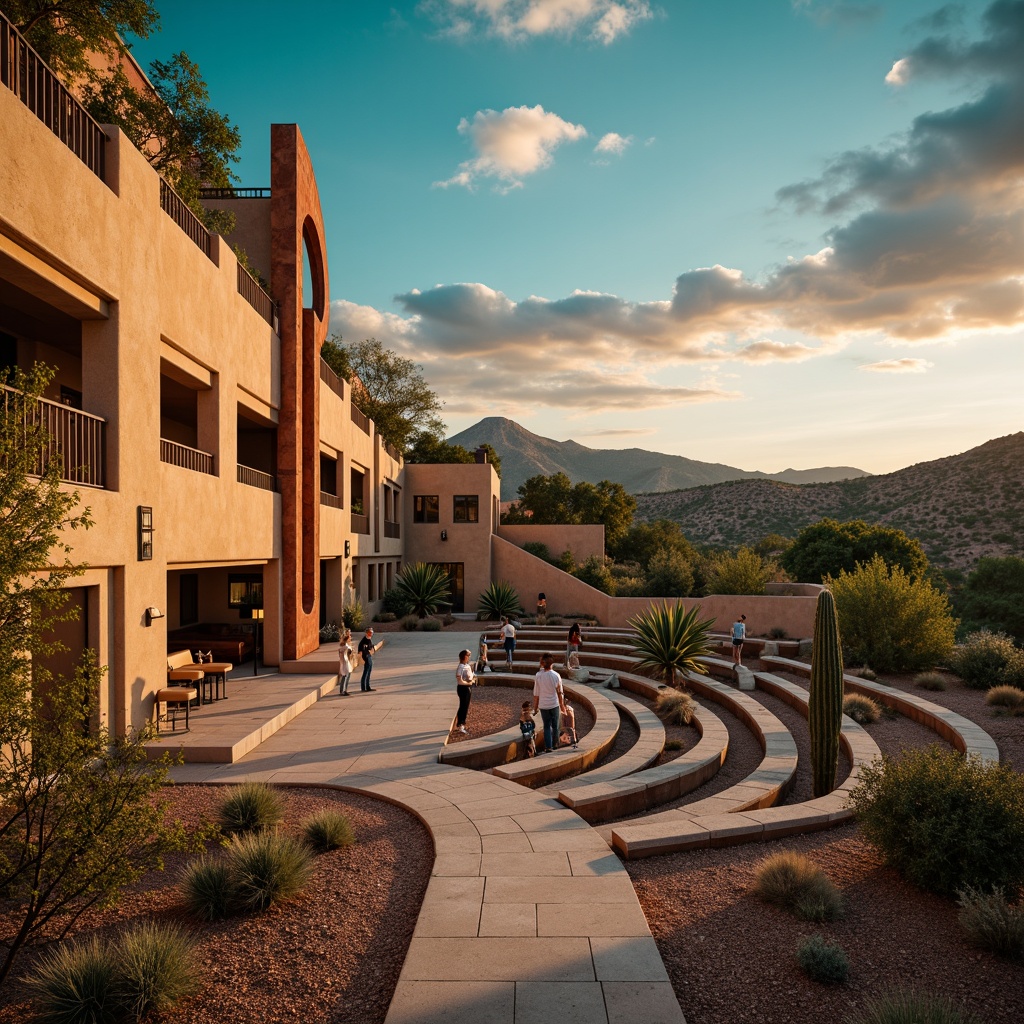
[
  {"left": 167, "top": 649, "right": 231, "bottom": 704},
  {"left": 154, "top": 686, "right": 198, "bottom": 732},
  {"left": 167, "top": 624, "right": 253, "bottom": 665}
]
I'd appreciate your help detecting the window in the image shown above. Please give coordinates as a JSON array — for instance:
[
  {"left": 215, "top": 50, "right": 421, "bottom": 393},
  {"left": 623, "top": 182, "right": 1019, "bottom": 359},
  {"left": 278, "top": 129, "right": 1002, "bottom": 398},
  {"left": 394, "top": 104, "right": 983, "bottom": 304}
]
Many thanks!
[
  {"left": 413, "top": 495, "right": 439, "bottom": 523},
  {"left": 453, "top": 495, "right": 479, "bottom": 523},
  {"left": 228, "top": 573, "right": 263, "bottom": 610},
  {"left": 179, "top": 573, "right": 199, "bottom": 625}
]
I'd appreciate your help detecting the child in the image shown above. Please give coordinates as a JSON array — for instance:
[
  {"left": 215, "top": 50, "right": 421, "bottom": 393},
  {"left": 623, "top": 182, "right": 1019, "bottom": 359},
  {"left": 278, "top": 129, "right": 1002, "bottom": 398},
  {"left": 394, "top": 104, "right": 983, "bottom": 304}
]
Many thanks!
[
  {"left": 476, "top": 637, "right": 491, "bottom": 674},
  {"left": 519, "top": 701, "right": 537, "bottom": 757},
  {"left": 560, "top": 701, "right": 578, "bottom": 749}
]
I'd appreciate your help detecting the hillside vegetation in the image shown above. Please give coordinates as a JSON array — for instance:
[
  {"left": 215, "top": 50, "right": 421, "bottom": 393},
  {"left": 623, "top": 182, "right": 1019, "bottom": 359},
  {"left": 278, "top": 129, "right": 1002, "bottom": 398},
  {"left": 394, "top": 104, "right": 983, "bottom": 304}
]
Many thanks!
[{"left": 635, "top": 433, "right": 1024, "bottom": 574}]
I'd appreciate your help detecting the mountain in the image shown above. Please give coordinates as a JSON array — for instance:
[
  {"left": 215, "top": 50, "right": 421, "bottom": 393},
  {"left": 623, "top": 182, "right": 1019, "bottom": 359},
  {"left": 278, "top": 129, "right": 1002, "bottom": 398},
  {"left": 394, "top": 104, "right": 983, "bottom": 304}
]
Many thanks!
[
  {"left": 448, "top": 417, "right": 868, "bottom": 499},
  {"left": 634, "top": 433, "right": 1024, "bottom": 573}
]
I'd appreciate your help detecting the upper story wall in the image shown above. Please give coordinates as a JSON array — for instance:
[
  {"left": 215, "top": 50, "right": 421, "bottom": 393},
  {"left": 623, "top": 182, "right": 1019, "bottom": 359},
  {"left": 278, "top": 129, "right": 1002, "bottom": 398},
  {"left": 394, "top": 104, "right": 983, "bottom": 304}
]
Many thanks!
[{"left": 497, "top": 523, "right": 604, "bottom": 564}]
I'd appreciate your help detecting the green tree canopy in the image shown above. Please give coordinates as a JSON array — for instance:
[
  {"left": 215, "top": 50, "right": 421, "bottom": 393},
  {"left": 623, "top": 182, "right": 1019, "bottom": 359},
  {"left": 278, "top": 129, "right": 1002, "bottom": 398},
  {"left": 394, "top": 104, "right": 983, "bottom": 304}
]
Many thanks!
[
  {"left": 321, "top": 336, "right": 444, "bottom": 452},
  {"left": 404, "top": 433, "right": 502, "bottom": 478},
  {"left": 705, "top": 546, "right": 782, "bottom": 596},
  {"left": 781, "top": 518, "right": 928, "bottom": 584},
  {"left": 955, "top": 556, "right": 1024, "bottom": 644},
  {"left": 643, "top": 548, "right": 694, "bottom": 598},
  {"left": 503, "top": 472, "right": 636, "bottom": 551},
  {"left": 612, "top": 519, "right": 696, "bottom": 568}
]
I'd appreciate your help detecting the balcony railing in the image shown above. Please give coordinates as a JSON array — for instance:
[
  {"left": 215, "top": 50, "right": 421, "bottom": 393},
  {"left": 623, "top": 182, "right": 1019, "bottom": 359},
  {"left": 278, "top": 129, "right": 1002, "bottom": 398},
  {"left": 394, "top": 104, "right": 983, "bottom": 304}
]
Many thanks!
[
  {"left": 351, "top": 511, "right": 370, "bottom": 535},
  {"left": 2, "top": 385, "right": 106, "bottom": 487},
  {"left": 160, "top": 179, "right": 212, "bottom": 260},
  {"left": 351, "top": 402, "right": 370, "bottom": 435},
  {"left": 160, "top": 438, "right": 214, "bottom": 475},
  {"left": 237, "top": 464, "right": 277, "bottom": 491},
  {"left": 0, "top": 11, "right": 106, "bottom": 179},
  {"left": 198, "top": 187, "right": 271, "bottom": 199},
  {"left": 319, "top": 358, "right": 345, "bottom": 400},
  {"left": 320, "top": 491, "right": 343, "bottom": 509},
  {"left": 237, "top": 263, "right": 276, "bottom": 326},
  {"left": 384, "top": 520, "right": 401, "bottom": 540}
]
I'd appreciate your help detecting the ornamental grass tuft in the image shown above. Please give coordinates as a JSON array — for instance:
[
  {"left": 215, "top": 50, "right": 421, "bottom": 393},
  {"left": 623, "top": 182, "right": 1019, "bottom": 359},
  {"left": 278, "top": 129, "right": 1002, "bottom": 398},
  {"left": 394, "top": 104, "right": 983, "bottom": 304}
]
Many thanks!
[
  {"left": 113, "top": 921, "right": 197, "bottom": 1020},
  {"left": 227, "top": 830, "right": 312, "bottom": 912},
  {"left": 957, "top": 886, "right": 1024, "bottom": 960},
  {"left": 796, "top": 934, "right": 849, "bottom": 984},
  {"left": 845, "top": 989, "right": 985, "bottom": 1024},
  {"left": 302, "top": 809, "right": 356, "bottom": 853},
  {"left": 753, "top": 851, "right": 844, "bottom": 922},
  {"left": 181, "top": 856, "right": 235, "bottom": 921},
  {"left": 986, "top": 684, "right": 1024, "bottom": 714},
  {"left": 655, "top": 689, "right": 697, "bottom": 725},
  {"left": 843, "top": 692, "right": 882, "bottom": 725},
  {"left": 217, "top": 781, "right": 285, "bottom": 836},
  {"left": 914, "top": 671, "right": 948, "bottom": 691},
  {"left": 25, "top": 936, "right": 119, "bottom": 1024}
]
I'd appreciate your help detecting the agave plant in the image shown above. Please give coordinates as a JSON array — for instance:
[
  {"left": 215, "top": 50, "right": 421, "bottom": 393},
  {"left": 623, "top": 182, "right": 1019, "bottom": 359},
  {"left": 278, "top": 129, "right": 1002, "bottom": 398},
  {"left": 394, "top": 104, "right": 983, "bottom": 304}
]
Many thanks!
[
  {"left": 477, "top": 580, "right": 522, "bottom": 621},
  {"left": 629, "top": 601, "right": 715, "bottom": 687},
  {"left": 394, "top": 562, "right": 452, "bottom": 618}
]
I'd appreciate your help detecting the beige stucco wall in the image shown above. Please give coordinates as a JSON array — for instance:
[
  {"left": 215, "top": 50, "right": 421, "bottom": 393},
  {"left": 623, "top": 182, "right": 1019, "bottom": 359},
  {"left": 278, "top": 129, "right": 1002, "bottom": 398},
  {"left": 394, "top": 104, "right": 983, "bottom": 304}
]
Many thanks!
[{"left": 497, "top": 523, "right": 604, "bottom": 564}]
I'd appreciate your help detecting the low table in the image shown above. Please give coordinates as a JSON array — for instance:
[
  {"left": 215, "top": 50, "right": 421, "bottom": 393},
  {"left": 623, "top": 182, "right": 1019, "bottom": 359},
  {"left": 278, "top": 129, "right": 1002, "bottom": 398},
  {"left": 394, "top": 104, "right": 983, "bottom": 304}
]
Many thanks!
[{"left": 194, "top": 662, "right": 232, "bottom": 701}]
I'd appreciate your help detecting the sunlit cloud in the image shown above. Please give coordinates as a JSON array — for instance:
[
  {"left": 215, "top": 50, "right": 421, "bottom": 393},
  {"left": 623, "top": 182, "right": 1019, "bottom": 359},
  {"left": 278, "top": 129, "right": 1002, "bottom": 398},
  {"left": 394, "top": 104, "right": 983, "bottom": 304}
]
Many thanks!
[
  {"left": 594, "top": 131, "right": 633, "bottom": 155},
  {"left": 860, "top": 357, "right": 934, "bottom": 373},
  {"left": 422, "top": 0, "right": 652, "bottom": 44},
  {"left": 434, "top": 104, "right": 587, "bottom": 191},
  {"left": 578, "top": 427, "right": 658, "bottom": 437},
  {"left": 885, "top": 57, "right": 912, "bottom": 85}
]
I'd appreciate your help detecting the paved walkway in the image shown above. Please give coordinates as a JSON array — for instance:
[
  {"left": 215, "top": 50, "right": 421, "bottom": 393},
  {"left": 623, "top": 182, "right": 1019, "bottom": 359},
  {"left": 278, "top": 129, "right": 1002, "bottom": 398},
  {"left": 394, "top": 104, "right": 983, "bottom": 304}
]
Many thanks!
[{"left": 169, "top": 633, "right": 685, "bottom": 1024}]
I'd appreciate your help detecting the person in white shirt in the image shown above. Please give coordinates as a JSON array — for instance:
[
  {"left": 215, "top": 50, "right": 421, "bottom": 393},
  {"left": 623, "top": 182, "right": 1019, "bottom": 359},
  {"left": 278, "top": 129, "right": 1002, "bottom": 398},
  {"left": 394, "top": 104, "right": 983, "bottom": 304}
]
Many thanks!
[
  {"left": 532, "top": 652, "right": 566, "bottom": 754},
  {"left": 338, "top": 630, "right": 353, "bottom": 696},
  {"left": 500, "top": 617, "right": 517, "bottom": 669},
  {"left": 453, "top": 648, "right": 476, "bottom": 734},
  {"left": 731, "top": 614, "right": 747, "bottom": 666}
]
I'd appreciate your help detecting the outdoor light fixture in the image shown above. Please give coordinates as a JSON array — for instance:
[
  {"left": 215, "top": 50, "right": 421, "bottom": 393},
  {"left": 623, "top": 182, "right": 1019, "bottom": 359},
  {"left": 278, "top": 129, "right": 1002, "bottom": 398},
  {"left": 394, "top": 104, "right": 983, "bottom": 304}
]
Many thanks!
[
  {"left": 440, "top": 530, "right": 448, "bottom": 541},
  {"left": 137, "top": 505, "right": 154, "bottom": 560},
  {"left": 344, "top": 540, "right": 351, "bottom": 557},
  {"left": 251, "top": 607, "right": 265, "bottom": 677},
  {"left": 144, "top": 606, "right": 164, "bottom": 626}
]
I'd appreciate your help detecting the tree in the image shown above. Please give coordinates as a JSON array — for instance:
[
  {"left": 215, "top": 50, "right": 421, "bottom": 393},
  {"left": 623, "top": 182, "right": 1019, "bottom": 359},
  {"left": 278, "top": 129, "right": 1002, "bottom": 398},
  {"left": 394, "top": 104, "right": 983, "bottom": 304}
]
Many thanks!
[
  {"left": 825, "top": 554, "right": 957, "bottom": 673},
  {"left": 612, "top": 519, "right": 695, "bottom": 568},
  {"left": 0, "top": 365, "right": 197, "bottom": 982},
  {"left": 782, "top": 518, "right": 928, "bottom": 585},
  {"left": 321, "top": 336, "right": 444, "bottom": 452},
  {"left": 643, "top": 548, "right": 694, "bottom": 598},
  {"left": 503, "top": 472, "right": 636, "bottom": 552},
  {"left": 404, "top": 433, "right": 502, "bottom": 478},
  {"left": 956, "top": 556, "right": 1024, "bottom": 644},
  {"left": 706, "top": 546, "right": 782, "bottom": 596},
  {"left": 629, "top": 602, "right": 715, "bottom": 687},
  {"left": 573, "top": 555, "right": 615, "bottom": 595}
]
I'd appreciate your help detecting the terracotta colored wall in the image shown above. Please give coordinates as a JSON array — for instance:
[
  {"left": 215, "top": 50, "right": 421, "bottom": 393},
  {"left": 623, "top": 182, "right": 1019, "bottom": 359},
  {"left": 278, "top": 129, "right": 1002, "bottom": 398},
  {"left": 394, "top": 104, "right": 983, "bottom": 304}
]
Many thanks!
[{"left": 497, "top": 524, "right": 604, "bottom": 564}]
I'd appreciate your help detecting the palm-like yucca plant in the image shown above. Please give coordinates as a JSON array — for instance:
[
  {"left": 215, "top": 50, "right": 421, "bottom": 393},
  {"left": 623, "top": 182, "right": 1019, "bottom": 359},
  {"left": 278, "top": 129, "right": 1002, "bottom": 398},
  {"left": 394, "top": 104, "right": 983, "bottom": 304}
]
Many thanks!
[
  {"left": 394, "top": 562, "right": 452, "bottom": 618},
  {"left": 477, "top": 580, "right": 522, "bottom": 621},
  {"left": 629, "top": 601, "right": 715, "bottom": 687}
]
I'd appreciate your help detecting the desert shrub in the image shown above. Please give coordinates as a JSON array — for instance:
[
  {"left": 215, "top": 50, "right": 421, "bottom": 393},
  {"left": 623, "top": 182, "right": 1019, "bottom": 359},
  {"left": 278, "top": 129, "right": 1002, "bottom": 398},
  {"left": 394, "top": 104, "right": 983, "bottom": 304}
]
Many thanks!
[
  {"left": 400, "top": 614, "right": 419, "bottom": 631},
  {"left": 546, "top": 615, "right": 565, "bottom": 625},
  {"left": 394, "top": 563, "right": 452, "bottom": 618},
  {"left": 846, "top": 989, "right": 984, "bottom": 1024},
  {"left": 372, "top": 611, "right": 397, "bottom": 623},
  {"left": 843, "top": 693, "right": 881, "bottom": 725},
  {"left": 783, "top": 518, "right": 928, "bottom": 584},
  {"left": 664, "top": 739, "right": 684, "bottom": 752},
  {"left": 850, "top": 745, "right": 1024, "bottom": 896},
  {"left": 914, "top": 671, "right": 948, "bottom": 691},
  {"left": 227, "top": 831, "right": 312, "bottom": 913},
  {"left": 655, "top": 689, "right": 697, "bottom": 725},
  {"left": 957, "top": 886, "right": 1024, "bottom": 960},
  {"left": 643, "top": 548, "right": 694, "bottom": 598},
  {"left": 948, "top": 630, "right": 1024, "bottom": 690},
  {"left": 523, "top": 541, "right": 553, "bottom": 563},
  {"left": 796, "top": 934, "right": 849, "bottom": 984},
  {"left": 857, "top": 666, "right": 877, "bottom": 681},
  {"left": 25, "top": 936, "right": 119, "bottom": 1024},
  {"left": 477, "top": 580, "right": 522, "bottom": 620},
  {"left": 341, "top": 601, "right": 364, "bottom": 630},
  {"left": 986, "top": 684, "right": 1024, "bottom": 714},
  {"left": 114, "top": 921, "right": 197, "bottom": 1020},
  {"left": 217, "top": 781, "right": 285, "bottom": 836},
  {"left": 381, "top": 586, "right": 411, "bottom": 617},
  {"left": 574, "top": 555, "right": 615, "bottom": 595},
  {"left": 302, "top": 809, "right": 356, "bottom": 853},
  {"left": 442, "top": 611, "right": 455, "bottom": 626},
  {"left": 705, "top": 546, "right": 779, "bottom": 595},
  {"left": 769, "top": 626, "right": 788, "bottom": 639},
  {"left": 826, "top": 554, "right": 957, "bottom": 673},
  {"left": 419, "top": 617, "right": 442, "bottom": 632},
  {"left": 319, "top": 621, "right": 340, "bottom": 642},
  {"left": 753, "top": 851, "right": 844, "bottom": 922},
  {"left": 181, "top": 856, "right": 234, "bottom": 920},
  {"left": 956, "top": 555, "right": 1024, "bottom": 644}
]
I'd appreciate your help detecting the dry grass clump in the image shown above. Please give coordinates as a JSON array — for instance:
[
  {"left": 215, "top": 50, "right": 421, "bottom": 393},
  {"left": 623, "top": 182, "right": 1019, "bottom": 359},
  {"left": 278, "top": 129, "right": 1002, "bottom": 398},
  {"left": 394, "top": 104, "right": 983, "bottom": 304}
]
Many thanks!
[
  {"left": 217, "top": 782, "right": 285, "bottom": 836},
  {"left": 843, "top": 692, "right": 882, "bottom": 725},
  {"left": 957, "top": 886, "right": 1024, "bottom": 959},
  {"left": 752, "top": 851, "right": 844, "bottom": 922},
  {"left": 856, "top": 666, "right": 877, "bottom": 681},
  {"left": 655, "top": 689, "right": 697, "bottom": 725},
  {"left": 796, "top": 934, "right": 848, "bottom": 984},
  {"left": 986, "top": 684, "right": 1024, "bottom": 714},
  {"left": 302, "top": 809, "right": 356, "bottom": 852},
  {"left": 845, "top": 989, "right": 985, "bottom": 1024},
  {"left": 914, "top": 671, "right": 948, "bottom": 691}
]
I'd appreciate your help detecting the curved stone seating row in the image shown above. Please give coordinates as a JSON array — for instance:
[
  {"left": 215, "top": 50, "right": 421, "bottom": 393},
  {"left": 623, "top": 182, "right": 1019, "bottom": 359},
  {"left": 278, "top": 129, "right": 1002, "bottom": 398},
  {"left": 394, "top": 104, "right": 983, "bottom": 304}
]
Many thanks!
[
  {"left": 761, "top": 655, "right": 1000, "bottom": 763},
  {"left": 553, "top": 689, "right": 731, "bottom": 825},
  {"left": 609, "top": 671, "right": 882, "bottom": 859}
]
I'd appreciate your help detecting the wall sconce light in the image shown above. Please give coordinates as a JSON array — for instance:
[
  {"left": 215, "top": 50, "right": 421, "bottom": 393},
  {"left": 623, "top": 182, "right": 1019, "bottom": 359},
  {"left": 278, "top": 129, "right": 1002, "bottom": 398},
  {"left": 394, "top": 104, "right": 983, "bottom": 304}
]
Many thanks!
[
  {"left": 137, "top": 505, "right": 154, "bottom": 560},
  {"left": 145, "top": 606, "right": 165, "bottom": 626},
  {"left": 440, "top": 529, "right": 448, "bottom": 542},
  {"left": 344, "top": 540, "right": 351, "bottom": 557}
]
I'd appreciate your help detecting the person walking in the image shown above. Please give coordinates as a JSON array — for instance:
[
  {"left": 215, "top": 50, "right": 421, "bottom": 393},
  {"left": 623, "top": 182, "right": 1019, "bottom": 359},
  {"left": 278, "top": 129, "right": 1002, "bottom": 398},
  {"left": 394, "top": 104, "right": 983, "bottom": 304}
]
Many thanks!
[
  {"left": 453, "top": 648, "right": 476, "bottom": 735},
  {"left": 731, "top": 614, "right": 747, "bottom": 666},
  {"left": 566, "top": 622, "right": 582, "bottom": 667},
  {"left": 338, "top": 629, "right": 353, "bottom": 696},
  {"left": 358, "top": 627, "right": 377, "bottom": 691},
  {"left": 532, "top": 652, "right": 566, "bottom": 754},
  {"left": 500, "top": 616, "right": 517, "bottom": 670},
  {"left": 536, "top": 592, "right": 547, "bottom": 624}
]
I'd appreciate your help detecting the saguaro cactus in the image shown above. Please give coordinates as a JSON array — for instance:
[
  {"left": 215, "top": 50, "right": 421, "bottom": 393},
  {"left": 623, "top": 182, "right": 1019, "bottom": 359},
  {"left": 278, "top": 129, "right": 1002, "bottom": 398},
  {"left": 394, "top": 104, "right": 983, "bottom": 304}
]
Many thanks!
[{"left": 809, "top": 588, "right": 844, "bottom": 797}]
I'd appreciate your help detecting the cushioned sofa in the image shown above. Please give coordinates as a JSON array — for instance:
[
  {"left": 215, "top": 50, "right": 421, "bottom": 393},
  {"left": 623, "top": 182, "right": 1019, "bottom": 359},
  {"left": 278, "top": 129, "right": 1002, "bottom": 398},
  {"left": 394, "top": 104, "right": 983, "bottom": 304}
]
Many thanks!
[{"left": 167, "top": 623, "right": 254, "bottom": 665}]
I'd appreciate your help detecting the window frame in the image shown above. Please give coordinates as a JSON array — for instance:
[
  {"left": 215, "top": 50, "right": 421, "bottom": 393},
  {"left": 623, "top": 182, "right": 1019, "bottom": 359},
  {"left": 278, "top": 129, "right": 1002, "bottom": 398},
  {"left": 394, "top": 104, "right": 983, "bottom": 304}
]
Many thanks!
[
  {"left": 453, "top": 494, "right": 479, "bottom": 524},
  {"left": 413, "top": 494, "right": 440, "bottom": 523}
]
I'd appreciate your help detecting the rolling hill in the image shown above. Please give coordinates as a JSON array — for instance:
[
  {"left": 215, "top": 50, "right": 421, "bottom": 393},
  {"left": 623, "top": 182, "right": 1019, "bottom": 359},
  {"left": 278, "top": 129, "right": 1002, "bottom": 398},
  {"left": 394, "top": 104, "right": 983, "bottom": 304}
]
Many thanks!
[
  {"left": 634, "top": 433, "right": 1024, "bottom": 573},
  {"left": 448, "top": 417, "right": 868, "bottom": 499}
]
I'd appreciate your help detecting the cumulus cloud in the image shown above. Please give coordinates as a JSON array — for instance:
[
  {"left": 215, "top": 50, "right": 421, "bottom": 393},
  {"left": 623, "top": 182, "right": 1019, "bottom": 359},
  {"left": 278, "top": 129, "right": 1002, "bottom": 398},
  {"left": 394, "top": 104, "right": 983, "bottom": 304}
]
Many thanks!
[
  {"left": 423, "top": 0, "right": 652, "bottom": 44},
  {"left": 885, "top": 57, "right": 912, "bottom": 85},
  {"left": 579, "top": 427, "right": 658, "bottom": 437},
  {"left": 434, "top": 104, "right": 587, "bottom": 191},
  {"left": 859, "top": 357, "right": 934, "bottom": 373},
  {"left": 791, "top": 1, "right": 881, "bottom": 27},
  {"left": 594, "top": 132, "right": 633, "bottom": 155}
]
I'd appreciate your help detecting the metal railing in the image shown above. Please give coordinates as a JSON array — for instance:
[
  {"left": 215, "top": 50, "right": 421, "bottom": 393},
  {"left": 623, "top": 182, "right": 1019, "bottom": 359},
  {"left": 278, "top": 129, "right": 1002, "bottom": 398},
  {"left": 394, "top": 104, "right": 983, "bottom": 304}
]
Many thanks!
[
  {"left": 160, "top": 179, "right": 212, "bottom": 259},
  {"left": 320, "top": 491, "right": 343, "bottom": 509},
  {"left": 160, "top": 437, "right": 214, "bottom": 475},
  {"left": 236, "top": 263, "right": 276, "bottom": 325},
  {"left": 351, "top": 511, "right": 370, "bottom": 535},
  {"left": 351, "top": 402, "right": 370, "bottom": 434},
  {"left": 384, "top": 520, "right": 401, "bottom": 539},
  {"left": 198, "top": 187, "right": 271, "bottom": 199},
  {"left": 237, "top": 464, "right": 276, "bottom": 491},
  {"left": 0, "top": 11, "right": 106, "bottom": 179},
  {"left": 319, "top": 358, "right": 345, "bottom": 400},
  {"left": 2, "top": 385, "right": 106, "bottom": 487}
]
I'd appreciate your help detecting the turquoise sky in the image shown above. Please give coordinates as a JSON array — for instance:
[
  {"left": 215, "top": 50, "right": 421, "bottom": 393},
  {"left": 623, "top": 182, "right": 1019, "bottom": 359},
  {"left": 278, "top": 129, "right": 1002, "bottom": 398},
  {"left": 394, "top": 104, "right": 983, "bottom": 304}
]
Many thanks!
[{"left": 131, "top": 1, "right": 1024, "bottom": 475}]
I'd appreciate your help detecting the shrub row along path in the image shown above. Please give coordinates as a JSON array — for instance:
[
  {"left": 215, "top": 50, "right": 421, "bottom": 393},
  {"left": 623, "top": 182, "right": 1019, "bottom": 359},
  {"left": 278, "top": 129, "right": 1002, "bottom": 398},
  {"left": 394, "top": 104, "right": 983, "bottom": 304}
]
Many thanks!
[{"left": 168, "top": 632, "right": 685, "bottom": 1024}]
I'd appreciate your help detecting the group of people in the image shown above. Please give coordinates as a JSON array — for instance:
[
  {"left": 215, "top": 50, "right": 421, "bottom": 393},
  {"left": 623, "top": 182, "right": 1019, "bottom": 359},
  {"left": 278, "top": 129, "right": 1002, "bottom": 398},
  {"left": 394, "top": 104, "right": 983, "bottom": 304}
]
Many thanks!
[{"left": 336, "top": 627, "right": 379, "bottom": 695}]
